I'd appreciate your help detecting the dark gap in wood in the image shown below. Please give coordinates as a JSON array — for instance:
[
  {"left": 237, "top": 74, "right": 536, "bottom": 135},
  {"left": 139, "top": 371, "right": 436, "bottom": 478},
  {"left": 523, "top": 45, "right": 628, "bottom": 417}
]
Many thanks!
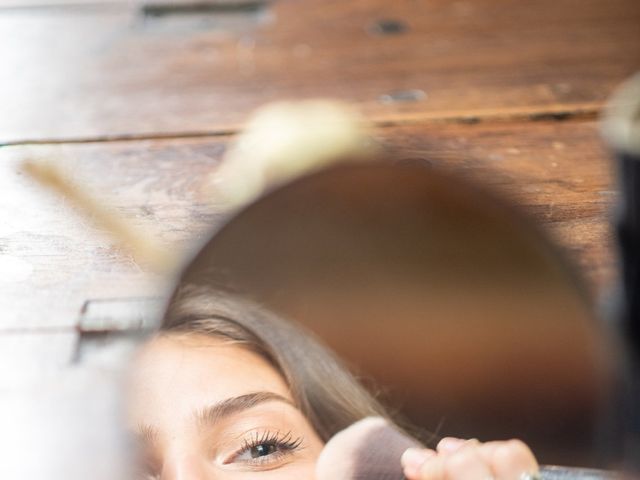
[
  {"left": 0, "top": 109, "right": 600, "bottom": 148},
  {"left": 376, "top": 109, "right": 599, "bottom": 128},
  {"left": 141, "top": 0, "right": 268, "bottom": 17},
  {"left": 0, "top": 129, "right": 236, "bottom": 148},
  {"left": 529, "top": 111, "right": 574, "bottom": 122}
]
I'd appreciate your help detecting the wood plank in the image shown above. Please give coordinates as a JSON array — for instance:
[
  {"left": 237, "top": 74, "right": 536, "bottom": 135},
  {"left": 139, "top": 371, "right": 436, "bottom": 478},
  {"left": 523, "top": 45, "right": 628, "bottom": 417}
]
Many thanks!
[
  {"left": 0, "top": 140, "right": 228, "bottom": 329},
  {"left": 0, "top": 118, "right": 615, "bottom": 328},
  {"left": 378, "top": 119, "right": 617, "bottom": 294},
  {"left": 1, "top": 0, "right": 638, "bottom": 143}
]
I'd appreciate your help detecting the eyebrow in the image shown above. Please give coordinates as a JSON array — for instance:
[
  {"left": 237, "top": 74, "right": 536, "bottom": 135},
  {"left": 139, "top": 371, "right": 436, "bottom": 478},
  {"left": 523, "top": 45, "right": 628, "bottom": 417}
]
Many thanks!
[
  {"left": 195, "top": 391, "right": 296, "bottom": 429},
  {"left": 137, "top": 423, "right": 159, "bottom": 443},
  {"left": 136, "top": 391, "right": 296, "bottom": 442}
]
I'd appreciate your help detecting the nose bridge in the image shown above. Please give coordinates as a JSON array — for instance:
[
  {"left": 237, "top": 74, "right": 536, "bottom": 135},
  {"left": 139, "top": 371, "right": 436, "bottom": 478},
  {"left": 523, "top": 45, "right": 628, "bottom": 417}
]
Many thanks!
[{"left": 160, "top": 452, "right": 214, "bottom": 480}]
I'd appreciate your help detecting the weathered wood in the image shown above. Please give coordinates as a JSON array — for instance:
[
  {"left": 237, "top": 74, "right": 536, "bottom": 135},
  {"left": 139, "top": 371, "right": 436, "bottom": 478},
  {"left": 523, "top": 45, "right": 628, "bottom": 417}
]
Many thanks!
[
  {"left": 378, "top": 119, "right": 617, "bottom": 293},
  {"left": 0, "top": 141, "right": 227, "bottom": 329},
  {"left": 1, "top": 0, "right": 638, "bottom": 143},
  {"left": 0, "top": 119, "right": 615, "bottom": 328}
]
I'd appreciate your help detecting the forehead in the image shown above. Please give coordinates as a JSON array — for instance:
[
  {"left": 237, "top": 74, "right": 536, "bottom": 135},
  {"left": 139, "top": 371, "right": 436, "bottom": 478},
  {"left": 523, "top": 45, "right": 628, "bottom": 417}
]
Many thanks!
[{"left": 126, "top": 334, "right": 292, "bottom": 431}]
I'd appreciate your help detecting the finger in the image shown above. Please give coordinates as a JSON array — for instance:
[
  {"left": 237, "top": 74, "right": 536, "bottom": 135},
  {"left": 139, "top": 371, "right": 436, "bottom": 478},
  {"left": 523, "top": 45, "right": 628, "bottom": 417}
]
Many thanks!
[
  {"left": 410, "top": 455, "right": 447, "bottom": 480},
  {"left": 436, "top": 437, "right": 466, "bottom": 454},
  {"left": 441, "top": 444, "right": 494, "bottom": 480},
  {"left": 476, "top": 441, "right": 502, "bottom": 463},
  {"left": 401, "top": 448, "right": 437, "bottom": 479},
  {"left": 482, "top": 439, "right": 538, "bottom": 480}
]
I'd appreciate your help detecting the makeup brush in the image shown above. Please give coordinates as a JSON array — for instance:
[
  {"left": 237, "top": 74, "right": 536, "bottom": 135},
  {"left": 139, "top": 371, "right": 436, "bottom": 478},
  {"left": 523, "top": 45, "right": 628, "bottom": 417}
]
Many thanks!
[
  {"left": 315, "top": 417, "right": 619, "bottom": 480},
  {"left": 315, "top": 416, "right": 422, "bottom": 480}
]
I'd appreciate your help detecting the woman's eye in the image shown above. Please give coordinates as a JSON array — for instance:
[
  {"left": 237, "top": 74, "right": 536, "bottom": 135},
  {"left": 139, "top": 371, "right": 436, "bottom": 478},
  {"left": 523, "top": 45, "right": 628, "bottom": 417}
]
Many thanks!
[
  {"left": 249, "top": 443, "right": 278, "bottom": 458},
  {"left": 228, "top": 430, "right": 303, "bottom": 466},
  {"left": 238, "top": 442, "right": 279, "bottom": 460}
]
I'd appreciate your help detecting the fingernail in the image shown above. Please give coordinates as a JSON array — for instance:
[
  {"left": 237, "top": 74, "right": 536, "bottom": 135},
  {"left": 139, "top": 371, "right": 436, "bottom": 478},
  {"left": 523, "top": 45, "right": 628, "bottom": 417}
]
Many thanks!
[
  {"left": 437, "top": 437, "right": 466, "bottom": 453},
  {"left": 401, "top": 448, "right": 433, "bottom": 477}
]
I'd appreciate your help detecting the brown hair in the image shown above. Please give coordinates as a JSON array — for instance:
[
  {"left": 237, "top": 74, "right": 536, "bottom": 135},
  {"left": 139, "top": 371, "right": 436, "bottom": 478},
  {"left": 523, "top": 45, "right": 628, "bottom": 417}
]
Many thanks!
[{"left": 161, "top": 284, "right": 389, "bottom": 441}]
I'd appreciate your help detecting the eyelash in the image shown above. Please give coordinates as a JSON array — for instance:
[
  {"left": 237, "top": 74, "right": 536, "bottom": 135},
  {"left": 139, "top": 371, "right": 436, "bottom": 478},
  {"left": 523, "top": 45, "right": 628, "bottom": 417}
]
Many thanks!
[{"left": 230, "top": 430, "right": 304, "bottom": 467}]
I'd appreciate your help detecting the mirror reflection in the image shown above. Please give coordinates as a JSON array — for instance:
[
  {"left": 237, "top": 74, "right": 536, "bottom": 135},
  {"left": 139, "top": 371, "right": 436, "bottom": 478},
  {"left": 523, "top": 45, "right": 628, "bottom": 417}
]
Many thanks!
[{"left": 126, "top": 158, "right": 615, "bottom": 479}]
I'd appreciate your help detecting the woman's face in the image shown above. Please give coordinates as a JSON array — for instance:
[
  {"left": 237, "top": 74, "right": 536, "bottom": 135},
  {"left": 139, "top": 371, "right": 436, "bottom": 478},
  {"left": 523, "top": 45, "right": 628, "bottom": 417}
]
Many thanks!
[{"left": 127, "top": 334, "right": 324, "bottom": 479}]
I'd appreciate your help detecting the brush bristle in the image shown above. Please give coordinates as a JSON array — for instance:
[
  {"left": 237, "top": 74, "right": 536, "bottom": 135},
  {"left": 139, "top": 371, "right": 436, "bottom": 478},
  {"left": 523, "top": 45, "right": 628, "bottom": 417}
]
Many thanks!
[{"left": 316, "top": 417, "right": 422, "bottom": 480}]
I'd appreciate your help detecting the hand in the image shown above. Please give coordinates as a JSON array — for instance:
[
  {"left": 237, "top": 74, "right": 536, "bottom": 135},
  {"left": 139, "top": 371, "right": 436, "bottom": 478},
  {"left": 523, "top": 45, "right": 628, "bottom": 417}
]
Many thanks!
[{"left": 401, "top": 437, "right": 539, "bottom": 480}]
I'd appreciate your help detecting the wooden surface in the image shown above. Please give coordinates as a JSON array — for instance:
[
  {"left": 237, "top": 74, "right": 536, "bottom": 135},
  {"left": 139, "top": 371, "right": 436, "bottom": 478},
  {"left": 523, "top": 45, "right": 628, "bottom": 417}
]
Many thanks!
[
  {"left": 0, "top": 0, "right": 634, "bottom": 365},
  {"left": 1, "top": 0, "right": 639, "bottom": 143},
  {"left": 378, "top": 119, "right": 617, "bottom": 292},
  {"left": 0, "top": 118, "right": 615, "bottom": 330}
]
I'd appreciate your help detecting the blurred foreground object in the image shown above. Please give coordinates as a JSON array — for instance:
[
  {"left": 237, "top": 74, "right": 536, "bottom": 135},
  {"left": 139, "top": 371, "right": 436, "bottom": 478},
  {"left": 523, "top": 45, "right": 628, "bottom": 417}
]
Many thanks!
[
  {"left": 602, "top": 72, "right": 640, "bottom": 468},
  {"left": 602, "top": 72, "right": 640, "bottom": 361},
  {"left": 21, "top": 160, "right": 175, "bottom": 273},
  {"left": 0, "top": 345, "right": 137, "bottom": 479},
  {"left": 213, "top": 100, "right": 374, "bottom": 207}
]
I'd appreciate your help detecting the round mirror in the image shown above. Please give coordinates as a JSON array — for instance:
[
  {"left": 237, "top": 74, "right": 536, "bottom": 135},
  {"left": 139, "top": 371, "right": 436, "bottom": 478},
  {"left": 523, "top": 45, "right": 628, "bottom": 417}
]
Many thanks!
[{"left": 172, "top": 156, "right": 615, "bottom": 466}]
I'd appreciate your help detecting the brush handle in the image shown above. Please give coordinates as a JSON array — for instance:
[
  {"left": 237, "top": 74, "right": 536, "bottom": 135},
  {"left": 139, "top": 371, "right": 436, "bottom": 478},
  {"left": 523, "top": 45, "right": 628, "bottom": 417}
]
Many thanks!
[{"left": 540, "top": 466, "right": 622, "bottom": 480}]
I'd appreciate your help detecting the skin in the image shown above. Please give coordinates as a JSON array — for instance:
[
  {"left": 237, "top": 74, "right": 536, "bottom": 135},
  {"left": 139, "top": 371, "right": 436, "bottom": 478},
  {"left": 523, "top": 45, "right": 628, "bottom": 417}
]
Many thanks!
[
  {"left": 126, "top": 334, "right": 324, "bottom": 479},
  {"left": 401, "top": 438, "right": 540, "bottom": 480},
  {"left": 128, "top": 333, "right": 539, "bottom": 480}
]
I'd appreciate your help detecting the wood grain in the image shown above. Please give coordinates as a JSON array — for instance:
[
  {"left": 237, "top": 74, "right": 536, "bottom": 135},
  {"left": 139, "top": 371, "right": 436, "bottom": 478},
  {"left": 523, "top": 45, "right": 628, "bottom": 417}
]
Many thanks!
[
  {"left": 377, "top": 119, "right": 617, "bottom": 293},
  {"left": 0, "top": 140, "right": 227, "bottom": 329},
  {"left": 1, "top": 0, "right": 638, "bottom": 143},
  {"left": 0, "top": 119, "right": 616, "bottom": 328}
]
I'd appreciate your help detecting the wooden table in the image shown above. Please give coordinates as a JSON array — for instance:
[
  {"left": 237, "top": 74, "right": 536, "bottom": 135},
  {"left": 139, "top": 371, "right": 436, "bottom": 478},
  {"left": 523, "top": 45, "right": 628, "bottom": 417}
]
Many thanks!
[{"left": 1, "top": 0, "right": 638, "bottom": 383}]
